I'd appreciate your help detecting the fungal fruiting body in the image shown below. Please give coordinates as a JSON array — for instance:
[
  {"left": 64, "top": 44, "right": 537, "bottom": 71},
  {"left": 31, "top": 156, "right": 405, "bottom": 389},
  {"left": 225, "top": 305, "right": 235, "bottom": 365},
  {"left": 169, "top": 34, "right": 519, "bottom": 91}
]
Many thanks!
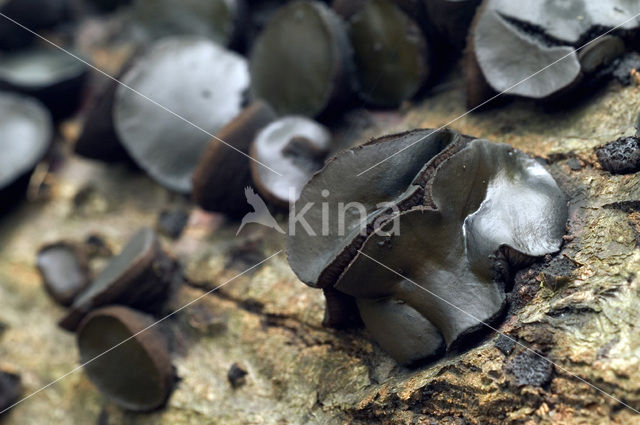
[
  {"left": 60, "top": 228, "right": 180, "bottom": 331},
  {"left": 249, "top": 0, "right": 352, "bottom": 117},
  {"left": 192, "top": 101, "right": 277, "bottom": 217},
  {"left": 0, "top": 91, "right": 52, "bottom": 208},
  {"left": 287, "top": 129, "right": 567, "bottom": 365},
  {"left": 77, "top": 306, "right": 174, "bottom": 411},
  {"left": 114, "top": 36, "right": 249, "bottom": 193},
  {"left": 467, "top": 0, "right": 640, "bottom": 105},
  {"left": 250, "top": 116, "right": 332, "bottom": 207}
]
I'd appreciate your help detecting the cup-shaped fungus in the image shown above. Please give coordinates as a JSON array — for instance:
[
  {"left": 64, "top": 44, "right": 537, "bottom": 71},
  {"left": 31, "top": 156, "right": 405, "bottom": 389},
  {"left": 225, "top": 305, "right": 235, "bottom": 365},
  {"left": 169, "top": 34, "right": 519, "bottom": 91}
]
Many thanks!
[
  {"left": 113, "top": 37, "right": 249, "bottom": 193},
  {"left": 77, "top": 306, "right": 174, "bottom": 411},
  {"left": 60, "top": 228, "right": 180, "bottom": 331},
  {"left": 0, "top": 47, "right": 88, "bottom": 120},
  {"left": 192, "top": 101, "right": 277, "bottom": 217},
  {"left": 250, "top": 116, "right": 331, "bottom": 207},
  {"left": 249, "top": 0, "right": 353, "bottom": 117},
  {"left": 0, "top": 92, "right": 52, "bottom": 208},
  {"left": 287, "top": 129, "right": 567, "bottom": 365},
  {"left": 133, "top": 0, "right": 245, "bottom": 47},
  {"left": 37, "top": 241, "right": 90, "bottom": 307},
  {"left": 342, "top": 0, "right": 430, "bottom": 107},
  {"left": 466, "top": 0, "right": 639, "bottom": 106}
]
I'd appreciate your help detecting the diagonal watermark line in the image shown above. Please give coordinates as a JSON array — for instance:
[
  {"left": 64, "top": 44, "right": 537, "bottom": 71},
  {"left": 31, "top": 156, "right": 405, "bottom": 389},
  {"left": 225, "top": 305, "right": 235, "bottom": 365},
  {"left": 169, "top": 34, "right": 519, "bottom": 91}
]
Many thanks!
[
  {"left": 0, "top": 13, "right": 283, "bottom": 177},
  {"left": 356, "top": 10, "right": 640, "bottom": 176},
  {"left": 357, "top": 250, "right": 640, "bottom": 415},
  {"left": 0, "top": 250, "right": 282, "bottom": 415}
]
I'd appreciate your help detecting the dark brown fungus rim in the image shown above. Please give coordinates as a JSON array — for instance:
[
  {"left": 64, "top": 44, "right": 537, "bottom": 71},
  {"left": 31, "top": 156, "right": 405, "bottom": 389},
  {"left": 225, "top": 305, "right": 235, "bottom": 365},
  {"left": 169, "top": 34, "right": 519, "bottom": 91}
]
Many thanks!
[
  {"left": 192, "top": 101, "right": 277, "bottom": 218},
  {"left": 60, "top": 228, "right": 178, "bottom": 331},
  {"left": 287, "top": 128, "right": 467, "bottom": 290},
  {"left": 77, "top": 306, "right": 173, "bottom": 412},
  {"left": 287, "top": 129, "right": 567, "bottom": 364},
  {"left": 37, "top": 241, "right": 90, "bottom": 307},
  {"left": 113, "top": 36, "right": 249, "bottom": 193}
]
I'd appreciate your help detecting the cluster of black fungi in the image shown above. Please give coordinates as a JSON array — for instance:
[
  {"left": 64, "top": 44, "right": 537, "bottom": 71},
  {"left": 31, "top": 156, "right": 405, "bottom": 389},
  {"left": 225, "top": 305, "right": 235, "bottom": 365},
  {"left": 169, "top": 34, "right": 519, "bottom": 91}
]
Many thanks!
[{"left": 1, "top": 0, "right": 639, "bottom": 415}]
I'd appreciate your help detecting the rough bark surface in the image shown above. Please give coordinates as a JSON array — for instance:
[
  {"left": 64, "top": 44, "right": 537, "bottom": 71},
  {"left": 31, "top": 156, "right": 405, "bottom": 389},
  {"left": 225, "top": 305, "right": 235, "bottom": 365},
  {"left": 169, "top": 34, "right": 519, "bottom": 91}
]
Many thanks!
[{"left": 2, "top": 75, "right": 640, "bottom": 424}]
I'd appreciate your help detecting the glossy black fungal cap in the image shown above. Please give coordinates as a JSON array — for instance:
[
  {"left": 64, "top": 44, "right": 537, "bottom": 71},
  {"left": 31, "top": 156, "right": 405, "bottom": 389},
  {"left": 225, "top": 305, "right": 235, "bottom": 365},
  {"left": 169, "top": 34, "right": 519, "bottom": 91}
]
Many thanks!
[
  {"left": 77, "top": 306, "right": 174, "bottom": 411},
  {"left": 114, "top": 37, "right": 249, "bottom": 193},
  {"left": 0, "top": 92, "right": 52, "bottom": 207},
  {"left": 37, "top": 241, "right": 90, "bottom": 307},
  {"left": 596, "top": 136, "right": 640, "bottom": 175},
  {"left": 0, "top": 47, "right": 88, "bottom": 120},
  {"left": 287, "top": 129, "right": 567, "bottom": 364},
  {"left": 60, "top": 228, "right": 179, "bottom": 331},
  {"left": 346, "top": 0, "right": 430, "bottom": 107},
  {"left": 249, "top": 0, "right": 353, "bottom": 117},
  {"left": 133, "top": 0, "right": 244, "bottom": 47},
  {"left": 250, "top": 116, "right": 331, "bottom": 207},
  {"left": 192, "top": 101, "right": 277, "bottom": 217}
]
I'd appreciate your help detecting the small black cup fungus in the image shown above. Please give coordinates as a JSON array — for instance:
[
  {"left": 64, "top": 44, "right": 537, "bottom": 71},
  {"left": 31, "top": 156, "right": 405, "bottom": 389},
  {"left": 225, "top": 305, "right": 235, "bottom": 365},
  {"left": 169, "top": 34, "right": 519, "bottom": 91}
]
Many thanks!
[
  {"left": 60, "top": 228, "right": 180, "bottom": 331},
  {"left": 37, "top": 241, "right": 90, "bottom": 307},
  {"left": 192, "top": 101, "right": 277, "bottom": 218},
  {"left": 596, "top": 136, "right": 640, "bottom": 175},
  {"left": 250, "top": 116, "right": 331, "bottom": 207},
  {"left": 344, "top": 0, "right": 430, "bottom": 107},
  {"left": 114, "top": 37, "right": 249, "bottom": 193},
  {"left": 287, "top": 129, "right": 567, "bottom": 365},
  {"left": 0, "top": 92, "right": 52, "bottom": 208},
  {"left": 0, "top": 47, "right": 88, "bottom": 120},
  {"left": 77, "top": 306, "right": 174, "bottom": 411},
  {"left": 133, "top": 0, "right": 245, "bottom": 47},
  {"left": 249, "top": 0, "right": 353, "bottom": 117}
]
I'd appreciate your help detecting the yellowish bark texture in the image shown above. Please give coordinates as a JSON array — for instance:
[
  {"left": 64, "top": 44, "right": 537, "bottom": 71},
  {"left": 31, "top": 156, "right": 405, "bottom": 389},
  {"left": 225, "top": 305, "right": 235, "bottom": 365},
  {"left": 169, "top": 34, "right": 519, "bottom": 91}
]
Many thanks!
[{"left": 2, "top": 75, "right": 640, "bottom": 424}]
